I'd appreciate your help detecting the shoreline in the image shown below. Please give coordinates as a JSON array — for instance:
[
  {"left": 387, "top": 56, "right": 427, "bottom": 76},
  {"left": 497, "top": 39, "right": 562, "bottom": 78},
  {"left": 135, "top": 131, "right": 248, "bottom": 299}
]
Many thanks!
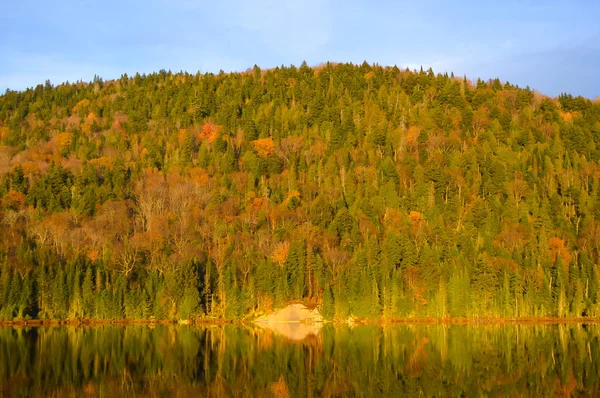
[{"left": 1, "top": 316, "right": 600, "bottom": 327}]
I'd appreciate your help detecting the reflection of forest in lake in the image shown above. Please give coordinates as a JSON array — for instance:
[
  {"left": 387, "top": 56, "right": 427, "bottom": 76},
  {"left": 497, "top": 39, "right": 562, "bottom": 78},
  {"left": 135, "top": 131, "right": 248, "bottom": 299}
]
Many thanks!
[{"left": 1, "top": 323, "right": 599, "bottom": 397}]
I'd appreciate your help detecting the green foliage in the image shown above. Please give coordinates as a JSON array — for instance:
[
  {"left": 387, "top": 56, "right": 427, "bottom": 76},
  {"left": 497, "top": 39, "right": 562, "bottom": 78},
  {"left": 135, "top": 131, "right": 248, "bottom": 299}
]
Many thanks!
[{"left": 1, "top": 63, "right": 600, "bottom": 320}]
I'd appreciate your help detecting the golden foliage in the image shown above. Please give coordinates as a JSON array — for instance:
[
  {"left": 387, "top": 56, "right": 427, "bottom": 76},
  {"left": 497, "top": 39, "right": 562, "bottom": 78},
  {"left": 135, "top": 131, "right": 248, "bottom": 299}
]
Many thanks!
[
  {"left": 489, "top": 256, "right": 519, "bottom": 272},
  {"left": 384, "top": 208, "right": 404, "bottom": 232},
  {"left": 65, "top": 114, "right": 81, "bottom": 130},
  {"left": 495, "top": 223, "right": 527, "bottom": 251},
  {"left": 189, "top": 167, "right": 209, "bottom": 186},
  {"left": 2, "top": 190, "right": 26, "bottom": 209},
  {"left": 404, "top": 266, "right": 428, "bottom": 305},
  {"left": 177, "top": 129, "right": 188, "bottom": 145},
  {"left": 408, "top": 211, "right": 423, "bottom": 226},
  {"left": 560, "top": 111, "right": 573, "bottom": 122},
  {"left": 199, "top": 123, "right": 221, "bottom": 142},
  {"left": 283, "top": 190, "right": 300, "bottom": 207},
  {"left": 89, "top": 157, "right": 113, "bottom": 168},
  {"left": 271, "top": 241, "right": 290, "bottom": 267},
  {"left": 285, "top": 77, "right": 296, "bottom": 88},
  {"left": 252, "top": 197, "right": 268, "bottom": 211},
  {"left": 309, "top": 139, "right": 327, "bottom": 158},
  {"left": 86, "top": 112, "right": 99, "bottom": 123},
  {"left": 549, "top": 237, "right": 572, "bottom": 266},
  {"left": 270, "top": 375, "right": 290, "bottom": 398},
  {"left": 86, "top": 249, "right": 100, "bottom": 262},
  {"left": 18, "top": 162, "right": 39, "bottom": 175},
  {"left": 279, "top": 136, "right": 304, "bottom": 161},
  {"left": 81, "top": 112, "right": 99, "bottom": 135},
  {"left": 406, "top": 126, "right": 420, "bottom": 145},
  {"left": 142, "top": 167, "right": 165, "bottom": 186},
  {"left": 252, "top": 137, "right": 275, "bottom": 157},
  {"left": 71, "top": 98, "right": 90, "bottom": 113},
  {"left": 111, "top": 120, "right": 123, "bottom": 131},
  {"left": 53, "top": 132, "right": 73, "bottom": 148}
]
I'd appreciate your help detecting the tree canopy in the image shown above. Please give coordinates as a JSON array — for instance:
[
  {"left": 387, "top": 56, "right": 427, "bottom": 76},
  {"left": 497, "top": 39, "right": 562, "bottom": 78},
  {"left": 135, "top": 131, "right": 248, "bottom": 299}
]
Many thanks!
[{"left": 1, "top": 63, "right": 600, "bottom": 321}]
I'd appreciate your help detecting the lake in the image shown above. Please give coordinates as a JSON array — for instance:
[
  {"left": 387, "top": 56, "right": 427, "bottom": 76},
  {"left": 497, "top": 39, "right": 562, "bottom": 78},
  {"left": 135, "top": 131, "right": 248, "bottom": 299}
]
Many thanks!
[{"left": 0, "top": 323, "right": 599, "bottom": 397}]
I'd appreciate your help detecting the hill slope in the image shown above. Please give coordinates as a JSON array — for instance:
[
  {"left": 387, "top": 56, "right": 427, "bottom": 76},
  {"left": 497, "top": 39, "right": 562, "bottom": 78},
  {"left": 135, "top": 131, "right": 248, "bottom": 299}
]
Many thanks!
[{"left": 1, "top": 62, "right": 600, "bottom": 321}]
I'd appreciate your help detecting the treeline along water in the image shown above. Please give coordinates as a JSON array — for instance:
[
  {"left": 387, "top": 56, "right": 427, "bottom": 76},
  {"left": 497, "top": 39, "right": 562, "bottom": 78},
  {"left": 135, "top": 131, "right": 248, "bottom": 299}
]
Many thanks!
[
  {"left": 0, "top": 324, "right": 599, "bottom": 397},
  {"left": 2, "top": 63, "right": 600, "bottom": 321}
]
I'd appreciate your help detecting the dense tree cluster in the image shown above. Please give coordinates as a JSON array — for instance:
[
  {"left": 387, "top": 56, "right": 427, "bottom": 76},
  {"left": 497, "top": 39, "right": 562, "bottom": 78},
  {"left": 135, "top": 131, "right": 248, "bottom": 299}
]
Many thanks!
[{"left": 1, "top": 62, "right": 600, "bottom": 321}]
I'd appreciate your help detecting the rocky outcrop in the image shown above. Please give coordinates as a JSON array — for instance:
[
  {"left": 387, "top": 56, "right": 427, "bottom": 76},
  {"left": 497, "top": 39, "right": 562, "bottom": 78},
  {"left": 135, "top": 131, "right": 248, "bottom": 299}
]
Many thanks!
[
  {"left": 254, "top": 303, "right": 323, "bottom": 324},
  {"left": 254, "top": 303, "right": 324, "bottom": 341}
]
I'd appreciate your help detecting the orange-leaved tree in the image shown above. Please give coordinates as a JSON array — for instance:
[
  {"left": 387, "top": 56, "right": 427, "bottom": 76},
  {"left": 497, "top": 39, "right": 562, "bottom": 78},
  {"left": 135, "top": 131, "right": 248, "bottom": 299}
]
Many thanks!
[{"left": 252, "top": 138, "right": 275, "bottom": 157}]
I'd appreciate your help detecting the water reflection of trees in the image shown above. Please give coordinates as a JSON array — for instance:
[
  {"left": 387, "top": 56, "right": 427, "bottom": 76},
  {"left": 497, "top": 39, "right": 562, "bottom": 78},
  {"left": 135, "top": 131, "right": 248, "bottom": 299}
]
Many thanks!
[{"left": 0, "top": 324, "right": 599, "bottom": 397}]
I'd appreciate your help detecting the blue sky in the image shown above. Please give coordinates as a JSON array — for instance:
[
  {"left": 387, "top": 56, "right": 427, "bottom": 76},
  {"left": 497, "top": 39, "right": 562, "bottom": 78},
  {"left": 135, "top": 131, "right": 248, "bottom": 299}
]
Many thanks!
[{"left": 1, "top": 0, "right": 599, "bottom": 98}]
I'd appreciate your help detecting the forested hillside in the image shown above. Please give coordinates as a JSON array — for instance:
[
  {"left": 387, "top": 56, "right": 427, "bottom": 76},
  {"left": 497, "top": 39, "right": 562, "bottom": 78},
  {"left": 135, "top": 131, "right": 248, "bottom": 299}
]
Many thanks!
[{"left": 1, "top": 62, "right": 600, "bottom": 321}]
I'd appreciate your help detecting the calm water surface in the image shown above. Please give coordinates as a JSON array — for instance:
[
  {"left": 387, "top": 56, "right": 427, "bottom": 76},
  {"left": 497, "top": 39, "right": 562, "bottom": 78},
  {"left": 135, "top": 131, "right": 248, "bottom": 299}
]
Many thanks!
[{"left": 0, "top": 323, "right": 599, "bottom": 397}]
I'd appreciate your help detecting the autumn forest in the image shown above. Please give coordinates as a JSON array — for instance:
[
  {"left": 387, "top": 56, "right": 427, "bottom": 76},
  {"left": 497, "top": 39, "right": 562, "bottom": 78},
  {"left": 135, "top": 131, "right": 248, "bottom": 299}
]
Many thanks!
[{"left": 1, "top": 62, "right": 600, "bottom": 322}]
